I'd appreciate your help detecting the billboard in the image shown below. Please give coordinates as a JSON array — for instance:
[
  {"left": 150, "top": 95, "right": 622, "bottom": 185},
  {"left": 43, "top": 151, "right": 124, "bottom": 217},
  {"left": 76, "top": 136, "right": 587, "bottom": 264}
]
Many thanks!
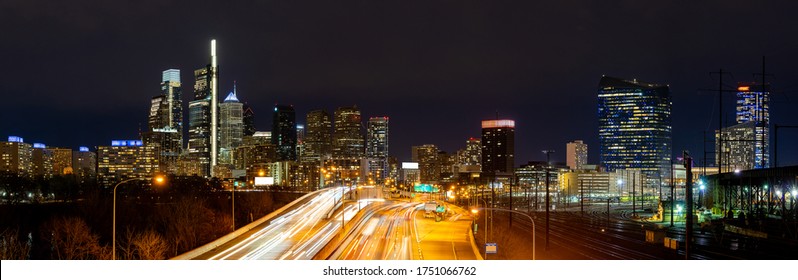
[
  {"left": 402, "top": 162, "right": 419, "bottom": 169},
  {"left": 254, "top": 177, "right": 274, "bottom": 186}
]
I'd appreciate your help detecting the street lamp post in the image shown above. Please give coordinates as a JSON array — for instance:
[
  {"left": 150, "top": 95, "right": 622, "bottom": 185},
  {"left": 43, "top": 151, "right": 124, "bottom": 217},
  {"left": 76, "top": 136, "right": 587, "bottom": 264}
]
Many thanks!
[
  {"left": 475, "top": 197, "right": 489, "bottom": 259},
  {"left": 113, "top": 175, "right": 165, "bottom": 260},
  {"left": 232, "top": 183, "right": 236, "bottom": 231},
  {"left": 471, "top": 207, "right": 536, "bottom": 260},
  {"left": 542, "top": 150, "right": 554, "bottom": 250}
]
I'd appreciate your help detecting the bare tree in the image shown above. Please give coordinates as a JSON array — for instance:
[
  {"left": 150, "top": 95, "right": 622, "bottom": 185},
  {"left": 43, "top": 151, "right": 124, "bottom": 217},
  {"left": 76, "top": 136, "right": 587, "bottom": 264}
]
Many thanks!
[
  {"left": 40, "top": 216, "right": 107, "bottom": 260},
  {"left": 117, "top": 228, "right": 137, "bottom": 260},
  {"left": 0, "top": 228, "right": 30, "bottom": 260},
  {"left": 132, "top": 230, "right": 169, "bottom": 260},
  {"left": 158, "top": 197, "right": 216, "bottom": 256}
]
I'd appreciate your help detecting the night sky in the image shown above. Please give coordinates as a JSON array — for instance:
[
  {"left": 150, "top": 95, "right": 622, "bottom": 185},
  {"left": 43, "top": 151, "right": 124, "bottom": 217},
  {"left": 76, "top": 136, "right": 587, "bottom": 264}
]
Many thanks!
[{"left": 2, "top": 1, "right": 797, "bottom": 166}]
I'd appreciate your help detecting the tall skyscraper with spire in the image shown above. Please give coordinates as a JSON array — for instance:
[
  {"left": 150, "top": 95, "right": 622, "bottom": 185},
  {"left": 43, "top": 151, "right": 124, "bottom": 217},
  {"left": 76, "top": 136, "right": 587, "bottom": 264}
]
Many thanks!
[
  {"left": 219, "top": 82, "right": 243, "bottom": 166},
  {"left": 187, "top": 40, "right": 219, "bottom": 177}
]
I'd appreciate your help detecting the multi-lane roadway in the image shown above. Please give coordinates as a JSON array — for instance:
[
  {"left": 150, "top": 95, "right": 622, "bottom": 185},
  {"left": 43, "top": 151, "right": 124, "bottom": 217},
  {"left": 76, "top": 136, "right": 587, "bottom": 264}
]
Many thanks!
[{"left": 177, "top": 186, "right": 479, "bottom": 260}]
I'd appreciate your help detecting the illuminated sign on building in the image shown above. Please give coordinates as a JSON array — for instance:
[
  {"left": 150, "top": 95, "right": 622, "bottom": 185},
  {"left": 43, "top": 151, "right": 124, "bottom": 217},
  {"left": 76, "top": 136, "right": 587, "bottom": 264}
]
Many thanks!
[
  {"left": 8, "top": 136, "right": 23, "bottom": 143},
  {"left": 402, "top": 162, "right": 419, "bottom": 169},
  {"left": 79, "top": 147, "right": 90, "bottom": 152},
  {"left": 738, "top": 86, "right": 750, "bottom": 91},
  {"left": 481, "top": 120, "right": 515, "bottom": 129},
  {"left": 111, "top": 140, "right": 143, "bottom": 147},
  {"left": 33, "top": 143, "right": 46, "bottom": 149}
]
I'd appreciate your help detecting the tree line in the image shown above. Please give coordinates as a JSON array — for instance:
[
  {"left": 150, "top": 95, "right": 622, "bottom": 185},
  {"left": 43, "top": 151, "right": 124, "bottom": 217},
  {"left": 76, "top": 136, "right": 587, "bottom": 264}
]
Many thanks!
[{"left": 1, "top": 173, "right": 302, "bottom": 260}]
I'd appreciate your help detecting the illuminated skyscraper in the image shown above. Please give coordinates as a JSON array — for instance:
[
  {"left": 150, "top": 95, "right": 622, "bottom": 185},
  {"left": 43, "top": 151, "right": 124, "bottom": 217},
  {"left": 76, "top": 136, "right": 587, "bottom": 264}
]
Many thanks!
[
  {"left": 243, "top": 103, "right": 256, "bottom": 137},
  {"left": 305, "top": 109, "right": 332, "bottom": 161},
  {"left": 598, "top": 76, "right": 672, "bottom": 178},
  {"left": 31, "top": 143, "right": 53, "bottom": 178},
  {"left": 49, "top": 147, "right": 73, "bottom": 175},
  {"left": 97, "top": 140, "right": 158, "bottom": 187},
  {"left": 333, "top": 106, "right": 364, "bottom": 159},
  {"left": 456, "top": 137, "right": 481, "bottom": 174},
  {"left": 1, "top": 136, "right": 32, "bottom": 176},
  {"left": 187, "top": 40, "right": 219, "bottom": 177},
  {"left": 296, "top": 124, "right": 306, "bottom": 159},
  {"left": 145, "top": 69, "right": 183, "bottom": 174},
  {"left": 481, "top": 120, "right": 515, "bottom": 175},
  {"left": 219, "top": 83, "right": 243, "bottom": 165},
  {"left": 160, "top": 69, "right": 183, "bottom": 144},
  {"left": 187, "top": 98, "right": 211, "bottom": 176},
  {"left": 366, "top": 117, "right": 389, "bottom": 158},
  {"left": 566, "top": 140, "right": 588, "bottom": 170},
  {"left": 272, "top": 105, "right": 297, "bottom": 161},
  {"left": 72, "top": 146, "right": 96, "bottom": 182},
  {"left": 735, "top": 82, "right": 769, "bottom": 169},
  {"left": 458, "top": 138, "right": 482, "bottom": 166},
  {"left": 413, "top": 144, "right": 439, "bottom": 184},
  {"left": 716, "top": 122, "right": 757, "bottom": 171},
  {"left": 365, "top": 117, "right": 389, "bottom": 183}
]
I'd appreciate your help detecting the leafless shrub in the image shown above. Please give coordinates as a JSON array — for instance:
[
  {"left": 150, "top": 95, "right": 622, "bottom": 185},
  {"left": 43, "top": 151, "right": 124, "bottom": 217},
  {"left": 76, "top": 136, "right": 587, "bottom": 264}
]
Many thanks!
[
  {"left": 40, "top": 216, "right": 107, "bottom": 260},
  {"left": 0, "top": 228, "right": 30, "bottom": 260}
]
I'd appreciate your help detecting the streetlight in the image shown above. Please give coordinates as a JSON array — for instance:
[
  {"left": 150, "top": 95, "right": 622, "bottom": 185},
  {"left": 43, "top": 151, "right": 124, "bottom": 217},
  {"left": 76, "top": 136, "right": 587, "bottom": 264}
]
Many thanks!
[
  {"left": 471, "top": 207, "right": 536, "bottom": 260},
  {"left": 113, "top": 174, "right": 166, "bottom": 260},
  {"left": 698, "top": 180, "right": 706, "bottom": 208},
  {"left": 473, "top": 197, "right": 490, "bottom": 259}
]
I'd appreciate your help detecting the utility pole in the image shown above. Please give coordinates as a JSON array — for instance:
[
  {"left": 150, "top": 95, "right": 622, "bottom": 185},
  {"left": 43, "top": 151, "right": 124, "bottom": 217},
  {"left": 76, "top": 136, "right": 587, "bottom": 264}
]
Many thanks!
[
  {"left": 707, "top": 69, "right": 735, "bottom": 173},
  {"left": 542, "top": 150, "right": 554, "bottom": 250},
  {"left": 754, "top": 57, "right": 771, "bottom": 169},
  {"left": 632, "top": 171, "right": 637, "bottom": 218},
  {"left": 509, "top": 173, "right": 513, "bottom": 227},
  {"left": 715, "top": 69, "right": 723, "bottom": 174},
  {"left": 640, "top": 173, "right": 644, "bottom": 214},
  {"left": 670, "top": 161, "right": 675, "bottom": 227},
  {"left": 684, "top": 151, "right": 693, "bottom": 259},
  {"left": 580, "top": 178, "right": 584, "bottom": 216}
]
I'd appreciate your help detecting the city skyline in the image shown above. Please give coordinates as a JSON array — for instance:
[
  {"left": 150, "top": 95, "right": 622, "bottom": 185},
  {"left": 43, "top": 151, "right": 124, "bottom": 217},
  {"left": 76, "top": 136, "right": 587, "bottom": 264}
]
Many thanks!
[{"left": 2, "top": 1, "right": 798, "bottom": 167}]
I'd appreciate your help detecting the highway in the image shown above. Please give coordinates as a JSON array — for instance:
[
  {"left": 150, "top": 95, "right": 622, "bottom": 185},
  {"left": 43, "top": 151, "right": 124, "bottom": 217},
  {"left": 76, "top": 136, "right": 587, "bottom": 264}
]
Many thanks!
[
  {"left": 181, "top": 186, "right": 479, "bottom": 260},
  {"left": 331, "top": 201, "right": 420, "bottom": 260},
  {"left": 185, "top": 186, "right": 360, "bottom": 260},
  {"left": 328, "top": 194, "right": 479, "bottom": 260}
]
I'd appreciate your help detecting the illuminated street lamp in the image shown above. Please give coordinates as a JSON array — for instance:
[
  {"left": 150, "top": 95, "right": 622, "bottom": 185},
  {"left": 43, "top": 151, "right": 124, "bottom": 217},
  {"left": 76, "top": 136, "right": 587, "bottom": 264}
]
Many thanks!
[
  {"left": 698, "top": 180, "right": 706, "bottom": 208},
  {"left": 113, "top": 174, "right": 166, "bottom": 260},
  {"left": 471, "top": 207, "right": 535, "bottom": 260}
]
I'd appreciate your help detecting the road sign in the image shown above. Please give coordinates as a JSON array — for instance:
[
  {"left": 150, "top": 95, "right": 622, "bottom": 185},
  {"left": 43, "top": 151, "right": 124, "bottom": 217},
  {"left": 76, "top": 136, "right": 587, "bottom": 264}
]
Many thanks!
[{"left": 485, "top": 243, "right": 497, "bottom": 254}]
